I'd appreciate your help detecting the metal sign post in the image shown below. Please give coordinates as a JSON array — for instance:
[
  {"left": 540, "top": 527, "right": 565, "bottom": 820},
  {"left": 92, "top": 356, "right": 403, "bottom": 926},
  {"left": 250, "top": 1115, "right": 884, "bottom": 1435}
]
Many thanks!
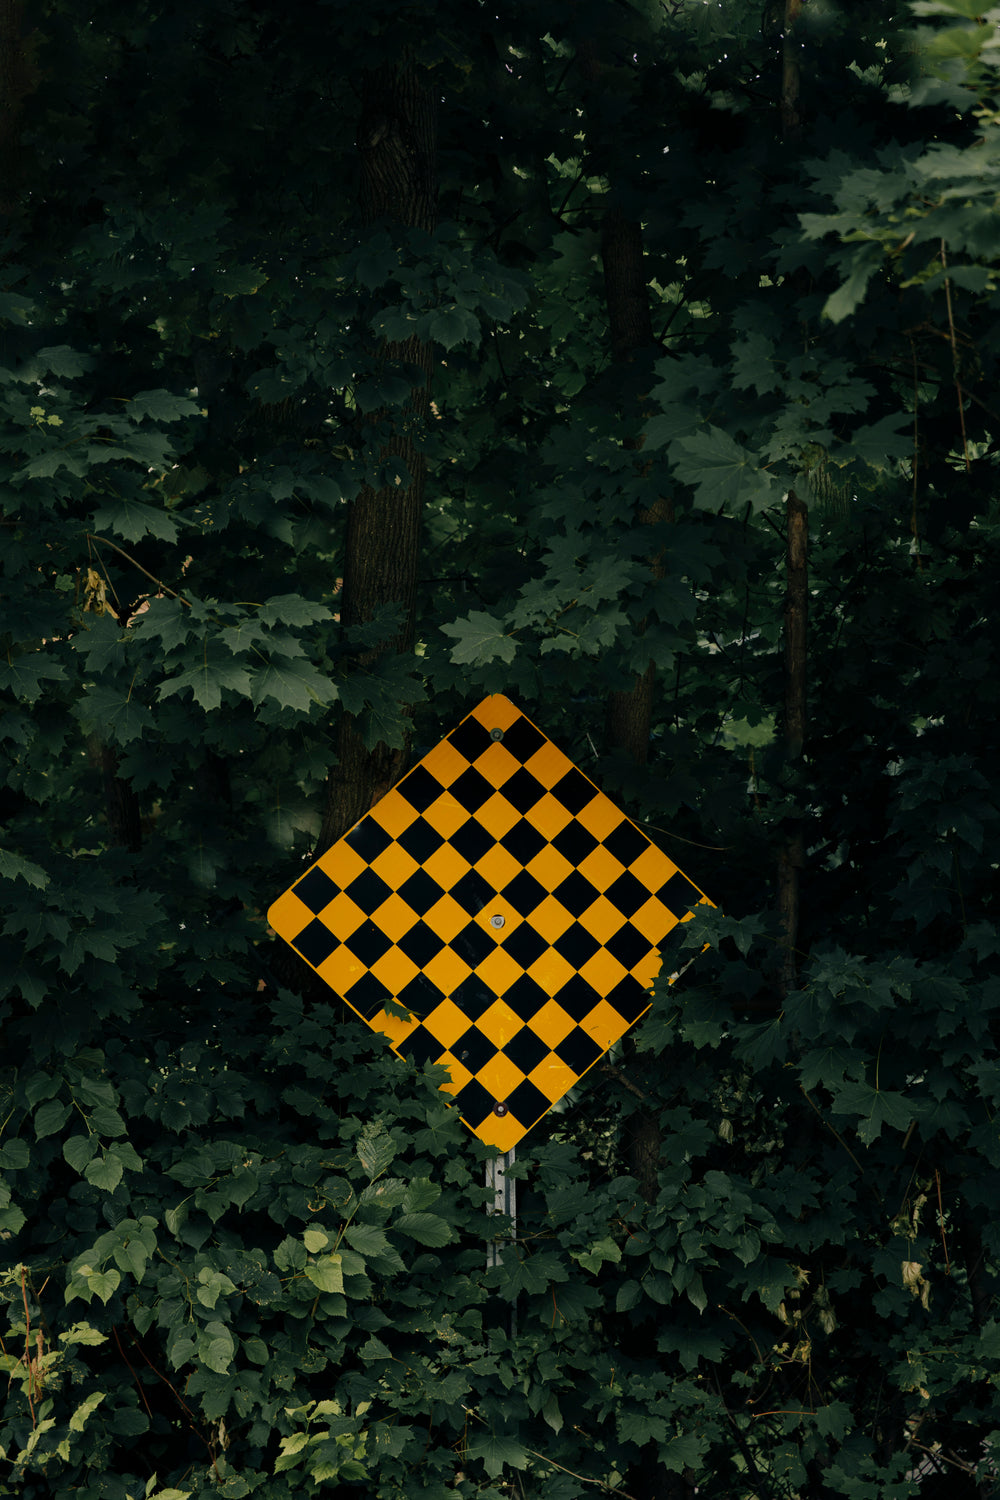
[
  {"left": 486, "top": 1147, "right": 516, "bottom": 1271},
  {"left": 486, "top": 1146, "right": 517, "bottom": 1339}
]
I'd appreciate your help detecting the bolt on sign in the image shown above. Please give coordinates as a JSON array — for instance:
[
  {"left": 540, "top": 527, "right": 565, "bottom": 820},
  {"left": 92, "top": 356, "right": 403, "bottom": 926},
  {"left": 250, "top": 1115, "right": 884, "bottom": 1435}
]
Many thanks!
[{"left": 268, "top": 695, "right": 712, "bottom": 1151}]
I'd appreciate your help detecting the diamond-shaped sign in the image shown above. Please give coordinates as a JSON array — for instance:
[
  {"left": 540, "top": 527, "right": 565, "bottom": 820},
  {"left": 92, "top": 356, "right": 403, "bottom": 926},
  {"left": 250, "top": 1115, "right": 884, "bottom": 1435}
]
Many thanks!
[{"left": 268, "top": 695, "right": 712, "bottom": 1150}]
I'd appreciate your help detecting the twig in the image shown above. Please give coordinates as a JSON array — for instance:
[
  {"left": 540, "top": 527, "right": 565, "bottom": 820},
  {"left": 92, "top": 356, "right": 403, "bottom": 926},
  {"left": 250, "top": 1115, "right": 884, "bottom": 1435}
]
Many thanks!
[
  {"left": 641, "top": 822, "right": 732, "bottom": 852},
  {"left": 799, "top": 1086, "right": 869, "bottom": 1180},
  {"left": 461, "top": 1405, "right": 641, "bottom": 1498},
  {"left": 111, "top": 1323, "right": 154, "bottom": 1419},
  {"left": 125, "top": 1327, "right": 216, "bottom": 1465},
  {"left": 940, "top": 243, "right": 971, "bottom": 472},
  {"left": 934, "top": 1168, "right": 952, "bottom": 1277},
  {"left": 85, "top": 533, "right": 190, "bottom": 606},
  {"left": 600, "top": 1061, "right": 649, "bottom": 1102},
  {"left": 522, "top": 1442, "right": 642, "bottom": 1500}
]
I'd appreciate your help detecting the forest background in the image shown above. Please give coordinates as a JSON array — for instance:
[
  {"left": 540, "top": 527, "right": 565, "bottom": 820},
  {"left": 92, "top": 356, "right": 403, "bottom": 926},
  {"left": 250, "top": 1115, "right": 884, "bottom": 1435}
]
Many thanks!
[{"left": 2, "top": 0, "right": 1000, "bottom": 1496}]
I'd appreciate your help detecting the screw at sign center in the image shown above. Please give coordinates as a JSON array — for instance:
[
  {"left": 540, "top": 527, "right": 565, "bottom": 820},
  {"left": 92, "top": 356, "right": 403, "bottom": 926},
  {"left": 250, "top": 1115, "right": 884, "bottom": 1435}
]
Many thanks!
[{"left": 490, "top": 914, "right": 505, "bottom": 929}]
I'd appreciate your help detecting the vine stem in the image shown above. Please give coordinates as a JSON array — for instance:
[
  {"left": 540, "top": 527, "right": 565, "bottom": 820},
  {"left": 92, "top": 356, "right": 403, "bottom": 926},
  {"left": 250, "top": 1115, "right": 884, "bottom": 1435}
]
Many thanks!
[
  {"left": 940, "top": 241, "right": 971, "bottom": 471},
  {"left": 21, "top": 1265, "right": 35, "bottom": 1429}
]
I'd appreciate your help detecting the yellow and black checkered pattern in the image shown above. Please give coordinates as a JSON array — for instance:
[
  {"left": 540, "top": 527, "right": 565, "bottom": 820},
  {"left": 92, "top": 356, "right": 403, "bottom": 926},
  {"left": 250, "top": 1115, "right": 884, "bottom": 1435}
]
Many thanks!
[{"left": 268, "top": 695, "right": 711, "bottom": 1150}]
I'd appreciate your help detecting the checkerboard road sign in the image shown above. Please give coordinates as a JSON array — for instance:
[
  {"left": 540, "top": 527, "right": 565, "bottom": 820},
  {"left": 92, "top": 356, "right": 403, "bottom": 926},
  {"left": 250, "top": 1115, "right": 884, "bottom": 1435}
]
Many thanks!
[{"left": 268, "top": 695, "right": 712, "bottom": 1150}]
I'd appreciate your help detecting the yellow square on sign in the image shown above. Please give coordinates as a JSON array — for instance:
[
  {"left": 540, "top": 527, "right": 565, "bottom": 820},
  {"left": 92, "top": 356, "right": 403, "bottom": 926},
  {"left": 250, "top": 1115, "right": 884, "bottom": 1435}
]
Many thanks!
[{"left": 268, "top": 695, "right": 712, "bottom": 1150}]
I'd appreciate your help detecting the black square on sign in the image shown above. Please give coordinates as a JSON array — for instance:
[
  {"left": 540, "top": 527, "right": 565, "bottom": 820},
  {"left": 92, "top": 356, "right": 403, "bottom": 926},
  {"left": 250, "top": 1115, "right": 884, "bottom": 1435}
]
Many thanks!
[
  {"left": 397, "top": 819, "right": 446, "bottom": 864},
  {"left": 453, "top": 1025, "right": 495, "bottom": 1073},
  {"left": 344, "top": 970, "right": 393, "bottom": 1017},
  {"left": 503, "top": 1028, "right": 549, "bottom": 1073},
  {"left": 554, "top": 922, "right": 601, "bottom": 969},
  {"left": 398, "top": 869, "right": 446, "bottom": 917},
  {"left": 553, "top": 871, "right": 599, "bottom": 919},
  {"left": 604, "top": 819, "right": 651, "bottom": 869},
  {"left": 608, "top": 975, "right": 652, "bottom": 1024},
  {"left": 500, "top": 717, "right": 546, "bottom": 764},
  {"left": 396, "top": 972, "right": 443, "bottom": 1017},
  {"left": 606, "top": 924, "right": 654, "bottom": 971},
  {"left": 503, "top": 924, "right": 548, "bottom": 968},
  {"left": 555, "top": 1026, "right": 604, "bottom": 1074},
  {"left": 449, "top": 820, "right": 495, "bottom": 864},
  {"left": 452, "top": 921, "right": 495, "bottom": 969},
  {"left": 344, "top": 868, "right": 392, "bottom": 916},
  {"left": 504, "top": 869, "right": 546, "bottom": 916},
  {"left": 605, "top": 870, "right": 651, "bottom": 919},
  {"left": 450, "top": 766, "right": 494, "bottom": 815},
  {"left": 504, "top": 1077, "right": 551, "bottom": 1128},
  {"left": 398, "top": 921, "right": 446, "bottom": 968},
  {"left": 505, "top": 972, "right": 549, "bottom": 1022},
  {"left": 451, "top": 868, "right": 493, "bottom": 915},
  {"left": 500, "top": 821, "right": 546, "bottom": 864},
  {"left": 397, "top": 764, "right": 443, "bottom": 814},
  {"left": 551, "top": 767, "right": 597, "bottom": 815},
  {"left": 451, "top": 974, "right": 495, "bottom": 1021},
  {"left": 454, "top": 1077, "right": 494, "bottom": 1128},
  {"left": 503, "top": 768, "right": 546, "bottom": 815},
  {"left": 293, "top": 867, "right": 339, "bottom": 915},
  {"left": 657, "top": 868, "right": 702, "bottom": 915},
  {"left": 398, "top": 1024, "right": 446, "bottom": 1068},
  {"left": 345, "top": 818, "right": 394, "bottom": 862},
  {"left": 292, "top": 918, "right": 338, "bottom": 968},
  {"left": 556, "top": 974, "right": 601, "bottom": 1022},
  {"left": 552, "top": 823, "right": 599, "bottom": 868},
  {"left": 447, "top": 718, "right": 494, "bottom": 765},
  {"left": 345, "top": 920, "right": 393, "bottom": 967}
]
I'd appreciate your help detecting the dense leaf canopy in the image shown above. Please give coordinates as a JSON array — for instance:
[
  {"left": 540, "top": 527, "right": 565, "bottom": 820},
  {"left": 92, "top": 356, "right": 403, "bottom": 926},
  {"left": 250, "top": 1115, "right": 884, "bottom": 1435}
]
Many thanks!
[{"left": 2, "top": 0, "right": 1000, "bottom": 1496}]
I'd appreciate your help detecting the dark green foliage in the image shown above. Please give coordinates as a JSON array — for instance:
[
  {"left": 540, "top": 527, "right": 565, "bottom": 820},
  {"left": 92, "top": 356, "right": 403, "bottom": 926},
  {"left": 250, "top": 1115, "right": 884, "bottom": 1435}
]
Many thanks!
[{"left": 2, "top": 0, "right": 999, "bottom": 1494}]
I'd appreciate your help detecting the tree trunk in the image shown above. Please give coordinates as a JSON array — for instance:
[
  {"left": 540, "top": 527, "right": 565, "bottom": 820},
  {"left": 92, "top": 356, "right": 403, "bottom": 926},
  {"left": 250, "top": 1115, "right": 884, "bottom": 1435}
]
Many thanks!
[
  {"left": 599, "top": 168, "right": 696, "bottom": 1500},
  {"left": 781, "top": 0, "right": 804, "bottom": 142},
  {"left": 317, "top": 62, "right": 436, "bottom": 853},
  {"left": 778, "top": 491, "right": 807, "bottom": 997},
  {"left": 777, "top": 4, "right": 807, "bottom": 997},
  {"left": 602, "top": 206, "right": 654, "bottom": 363},
  {"left": 0, "top": 0, "right": 36, "bottom": 221},
  {"left": 601, "top": 204, "right": 662, "bottom": 774},
  {"left": 101, "top": 746, "right": 142, "bottom": 854}
]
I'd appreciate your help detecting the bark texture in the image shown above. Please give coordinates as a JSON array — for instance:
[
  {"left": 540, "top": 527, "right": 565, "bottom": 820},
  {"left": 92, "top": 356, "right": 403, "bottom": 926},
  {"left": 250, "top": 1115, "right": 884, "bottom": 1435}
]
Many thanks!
[
  {"left": 101, "top": 747, "right": 142, "bottom": 854},
  {"left": 778, "top": 4, "right": 807, "bottom": 996},
  {"left": 0, "top": 0, "right": 36, "bottom": 219},
  {"left": 601, "top": 204, "right": 663, "bottom": 776},
  {"left": 318, "top": 63, "right": 436, "bottom": 853},
  {"left": 781, "top": 0, "right": 804, "bottom": 141},
  {"left": 778, "top": 490, "right": 808, "bottom": 997}
]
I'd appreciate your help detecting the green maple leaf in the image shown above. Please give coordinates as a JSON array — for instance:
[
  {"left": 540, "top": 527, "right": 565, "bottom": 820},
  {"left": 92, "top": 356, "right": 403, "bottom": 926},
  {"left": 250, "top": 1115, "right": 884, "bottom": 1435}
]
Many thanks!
[
  {"left": 731, "top": 331, "right": 781, "bottom": 394},
  {"left": 250, "top": 656, "right": 336, "bottom": 713},
  {"left": 820, "top": 243, "right": 883, "bottom": 322},
  {"left": 125, "top": 389, "right": 200, "bottom": 423},
  {"left": 831, "top": 1080, "right": 915, "bottom": 1143},
  {"left": 159, "top": 658, "right": 253, "bottom": 712},
  {"left": 91, "top": 497, "right": 181, "bottom": 544},
  {"left": 465, "top": 1430, "right": 528, "bottom": 1478},
  {"left": 441, "top": 610, "right": 516, "bottom": 665},
  {"left": 673, "top": 427, "right": 780, "bottom": 514},
  {"left": 76, "top": 683, "right": 152, "bottom": 745},
  {"left": 838, "top": 412, "right": 912, "bottom": 468},
  {"left": 258, "top": 594, "right": 334, "bottom": 628},
  {"left": 0, "top": 653, "right": 66, "bottom": 702},
  {"left": 0, "top": 850, "right": 49, "bottom": 889}
]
